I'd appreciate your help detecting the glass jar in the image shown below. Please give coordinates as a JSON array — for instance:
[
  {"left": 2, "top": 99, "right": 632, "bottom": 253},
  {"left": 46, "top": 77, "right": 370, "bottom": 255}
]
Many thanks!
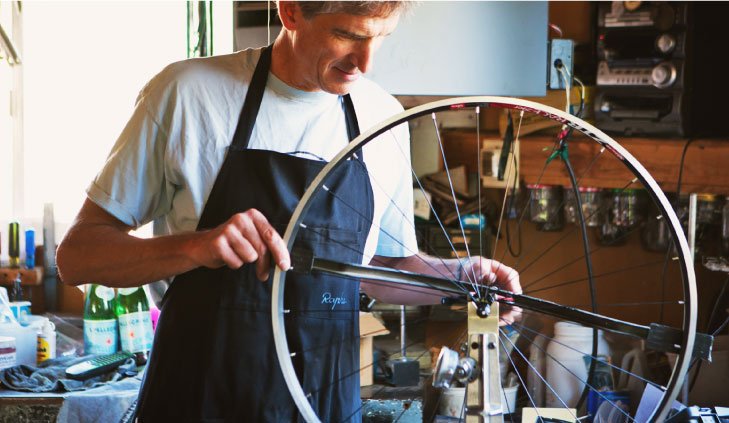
[
  {"left": 697, "top": 193, "right": 720, "bottom": 225},
  {"left": 528, "top": 184, "right": 564, "bottom": 231},
  {"left": 611, "top": 188, "right": 645, "bottom": 228},
  {"left": 564, "top": 186, "right": 603, "bottom": 227},
  {"left": 641, "top": 213, "right": 672, "bottom": 253}
]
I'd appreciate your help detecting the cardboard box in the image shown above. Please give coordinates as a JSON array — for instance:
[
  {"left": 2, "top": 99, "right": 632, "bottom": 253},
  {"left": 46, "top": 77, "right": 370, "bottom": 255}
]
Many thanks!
[{"left": 359, "top": 312, "right": 389, "bottom": 386}]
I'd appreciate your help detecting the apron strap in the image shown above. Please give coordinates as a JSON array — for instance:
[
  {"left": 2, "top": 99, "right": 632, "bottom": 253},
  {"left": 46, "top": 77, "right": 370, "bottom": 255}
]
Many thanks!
[
  {"left": 231, "top": 44, "right": 365, "bottom": 164},
  {"left": 231, "top": 45, "right": 273, "bottom": 150},
  {"left": 342, "top": 94, "right": 365, "bottom": 163}
]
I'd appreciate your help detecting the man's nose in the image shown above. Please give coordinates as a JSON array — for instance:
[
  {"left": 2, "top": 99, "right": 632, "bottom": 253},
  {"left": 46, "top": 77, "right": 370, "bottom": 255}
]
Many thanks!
[{"left": 352, "top": 41, "right": 375, "bottom": 74}]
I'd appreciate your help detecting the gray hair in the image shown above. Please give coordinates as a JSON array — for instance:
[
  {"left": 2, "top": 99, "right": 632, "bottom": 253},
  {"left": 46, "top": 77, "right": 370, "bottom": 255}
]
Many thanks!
[{"left": 290, "top": 1, "right": 414, "bottom": 19}]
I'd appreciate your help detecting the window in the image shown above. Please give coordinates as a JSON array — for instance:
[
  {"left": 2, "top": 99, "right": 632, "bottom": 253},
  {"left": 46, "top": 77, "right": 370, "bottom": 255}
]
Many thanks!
[{"left": 14, "top": 2, "right": 231, "bottom": 245}]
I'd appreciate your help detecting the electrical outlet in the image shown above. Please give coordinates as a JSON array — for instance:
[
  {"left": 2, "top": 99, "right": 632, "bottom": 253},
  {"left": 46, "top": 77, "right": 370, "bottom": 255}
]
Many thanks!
[{"left": 549, "top": 39, "right": 575, "bottom": 90}]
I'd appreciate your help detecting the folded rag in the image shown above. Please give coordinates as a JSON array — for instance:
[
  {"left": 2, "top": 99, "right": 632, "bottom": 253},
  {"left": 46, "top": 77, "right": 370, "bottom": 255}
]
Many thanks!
[{"left": 0, "top": 355, "right": 121, "bottom": 392}]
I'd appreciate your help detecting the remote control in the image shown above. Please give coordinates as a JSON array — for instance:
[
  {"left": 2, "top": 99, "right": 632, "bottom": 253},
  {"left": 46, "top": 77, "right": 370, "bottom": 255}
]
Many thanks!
[{"left": 65, "top": 351, "right": 134, "bottom": 381}]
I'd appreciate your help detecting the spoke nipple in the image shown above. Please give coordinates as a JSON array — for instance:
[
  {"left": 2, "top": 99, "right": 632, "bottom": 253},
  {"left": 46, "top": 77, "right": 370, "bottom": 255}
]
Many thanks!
[
  {"left": 322, "top": 185, "right": 330, "bottom": 191},
  {"left": 284, "top": 309, "right": 291, "bottom": 314},
  {"left": 299, "top": 223, "right": 307, "bottom": 228},
  {"left": 672, "top": 256, "right": 679, "bottom": 261},
  {"left": 291, "top": 352, "right": 297, "bottom": 357},
  {"left": 631, "top": 177, "right": 638, "bottom": 184},
  {"left": 656, "top": 215, "right": 663, "bottom": 220}
]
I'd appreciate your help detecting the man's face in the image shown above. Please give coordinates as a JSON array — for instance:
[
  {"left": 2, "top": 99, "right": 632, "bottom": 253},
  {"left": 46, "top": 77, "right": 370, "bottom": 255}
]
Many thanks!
[{"left": 290, "top": 10, "right": 400, "bottom": 95}]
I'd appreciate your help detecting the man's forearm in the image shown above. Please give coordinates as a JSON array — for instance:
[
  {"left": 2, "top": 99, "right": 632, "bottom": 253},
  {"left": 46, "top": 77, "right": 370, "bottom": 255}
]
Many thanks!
[
  {"left": 361, "top": 254, "right": 461, "bottom": 305},
  {"left": 57, "top": 222, "right": 204, "bottom": 287}
]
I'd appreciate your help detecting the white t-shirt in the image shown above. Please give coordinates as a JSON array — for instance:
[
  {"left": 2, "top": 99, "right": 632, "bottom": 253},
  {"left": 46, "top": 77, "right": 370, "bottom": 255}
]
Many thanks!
[{"left": 87, "top": 48, "right": 417, "bottom": 262}]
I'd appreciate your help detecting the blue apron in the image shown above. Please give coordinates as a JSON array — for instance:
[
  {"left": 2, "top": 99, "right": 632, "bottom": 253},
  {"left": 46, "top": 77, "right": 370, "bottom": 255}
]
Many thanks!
[{"left": 136, "top": 46, "right": 374, "bottom": 422}]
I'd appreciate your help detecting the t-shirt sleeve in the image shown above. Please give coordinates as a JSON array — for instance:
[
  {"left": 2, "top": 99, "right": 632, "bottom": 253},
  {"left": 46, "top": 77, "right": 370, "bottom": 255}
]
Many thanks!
[
  {"left": 86, "top": 81, "right": 175, "bottom": 228},
  {"left": 374, "top": 122, "right": 418, "bottom": 257}
]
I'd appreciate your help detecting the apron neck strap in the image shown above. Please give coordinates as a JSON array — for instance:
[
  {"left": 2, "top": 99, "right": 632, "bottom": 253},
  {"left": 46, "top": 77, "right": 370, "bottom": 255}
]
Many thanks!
[{"left": 231, "top": 45, "right": 364, "bottom": 162}]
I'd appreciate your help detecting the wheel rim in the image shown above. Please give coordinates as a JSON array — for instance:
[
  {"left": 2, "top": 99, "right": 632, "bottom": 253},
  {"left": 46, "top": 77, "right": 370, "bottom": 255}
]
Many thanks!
[{"left": 271, "top": 96, "right": 697, "bottom": 423}]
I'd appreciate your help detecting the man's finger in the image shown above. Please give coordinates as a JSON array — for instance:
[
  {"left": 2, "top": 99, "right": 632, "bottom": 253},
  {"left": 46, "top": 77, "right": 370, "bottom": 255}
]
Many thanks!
[
  {"left": 216, "top": 237, "right": 245, "bottom": 269},
  {"left": 249, "top": 210, "right": 290, "bottom": 271},
  {"left": 224, "top": 225, "right": 260, "bottom": 264},
  {"left": 486, "top": 260, "right": 522, "bottom": 295}
]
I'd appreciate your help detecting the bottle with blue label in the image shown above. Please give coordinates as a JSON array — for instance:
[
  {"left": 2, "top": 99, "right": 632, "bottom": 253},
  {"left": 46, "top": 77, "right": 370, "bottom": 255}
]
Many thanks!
[
  {"left": 115, "top": 287, "right": 153, "bottom": 365},
  {"left": 83, "top": 284, "right": 119, "bottom": 355}
]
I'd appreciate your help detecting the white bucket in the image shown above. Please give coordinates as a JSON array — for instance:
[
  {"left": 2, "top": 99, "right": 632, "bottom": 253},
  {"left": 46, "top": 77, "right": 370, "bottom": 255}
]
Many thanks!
[{"left": 545, "top": 321, "right": 610, "bottom": 408}]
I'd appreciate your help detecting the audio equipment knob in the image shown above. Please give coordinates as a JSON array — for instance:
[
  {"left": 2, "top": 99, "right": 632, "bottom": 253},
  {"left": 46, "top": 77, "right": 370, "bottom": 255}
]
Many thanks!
[
  {"left": 623, "top": 1, "right": 642, "bottom": 12},
  {"left": 600, "top": 100, "right": 612, "bottom": 113},
  {"left": 651, "top": 62, "right": 677, "bottom": 88},
  {"left": 656, "top": 33, "right": 676, "bottom": 54}
]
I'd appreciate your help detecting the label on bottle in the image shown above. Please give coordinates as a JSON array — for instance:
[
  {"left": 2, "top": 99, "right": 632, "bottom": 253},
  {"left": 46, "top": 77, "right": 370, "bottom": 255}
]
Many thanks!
[
  {"left": 118, "top": 311, "right": 153, "bottom": 354},
  {"left": 0, "top": 338, "right": 16, "bottom": 370},
  {"left": 37, "top": 334, "right": 55, "bottom": 363},
  {"left": 95, "top": 286, "right": 115, "bottom": 301},
  {"left": 84, "top": 319, "right": 119, "bottom": 355}
]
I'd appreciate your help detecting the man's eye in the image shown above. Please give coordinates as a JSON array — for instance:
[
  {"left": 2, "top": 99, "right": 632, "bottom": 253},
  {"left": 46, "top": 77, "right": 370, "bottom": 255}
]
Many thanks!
[{"left": 335, "top": 32, "right": 363, "bottom": 42}]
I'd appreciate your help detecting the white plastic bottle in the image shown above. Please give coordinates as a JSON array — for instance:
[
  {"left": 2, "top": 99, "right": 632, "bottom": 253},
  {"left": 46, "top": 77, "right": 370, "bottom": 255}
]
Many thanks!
[
  {"left": 0, "top": 320, "right": 37, "bottom": 366},
  {"left": 37, "top": 318, "right": 56, "bottom": 363},
  {"left": 545, "top": 321, "right": 610, "bottom": 408}
]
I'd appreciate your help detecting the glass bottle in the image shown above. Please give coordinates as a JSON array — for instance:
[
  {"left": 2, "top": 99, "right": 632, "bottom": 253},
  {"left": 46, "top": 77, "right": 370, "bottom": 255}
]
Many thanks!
[
  {"left": 83, "top": 284, "right": 119, "bottom": 355},
  {"left": 8, "top": 222, "right": 20, "bottom": 268},
  {"left": 115, "top": 287, "right": 153, "bottom": 365}
]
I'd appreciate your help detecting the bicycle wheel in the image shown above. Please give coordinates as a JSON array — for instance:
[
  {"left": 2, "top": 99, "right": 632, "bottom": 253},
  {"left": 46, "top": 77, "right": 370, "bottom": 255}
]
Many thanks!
[{"left": 271, "top": 96, "right": 699, "bottom": 423}]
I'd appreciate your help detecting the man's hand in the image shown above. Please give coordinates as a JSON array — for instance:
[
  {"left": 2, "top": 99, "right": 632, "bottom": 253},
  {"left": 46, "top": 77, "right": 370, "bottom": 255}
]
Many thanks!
[
  {"left": 457, "top": 257, "right": 521, "bottom": 294},
  {"left": 457, "top": 256, "right": 522, "bottom": 326},
  {"left": 192, "top": 209, "right": 290, "bottom": 281}
]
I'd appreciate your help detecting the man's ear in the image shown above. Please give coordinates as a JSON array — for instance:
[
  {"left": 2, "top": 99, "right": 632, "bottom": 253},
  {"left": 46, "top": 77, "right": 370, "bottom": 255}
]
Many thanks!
[{"left": 278, "top": 1, "right": 299, "bottom": 30}]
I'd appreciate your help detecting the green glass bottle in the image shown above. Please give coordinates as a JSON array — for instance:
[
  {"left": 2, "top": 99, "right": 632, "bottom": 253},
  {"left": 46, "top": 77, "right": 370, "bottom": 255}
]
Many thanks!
[
  {"left": 83, "top": 284, "right": 119, "bottom": 355},
  {"left": 8, "top": 222, "right": 20, "bottom": 268},
  {"left": 115, "top": 287, "right": 153, "bottom": 365}
]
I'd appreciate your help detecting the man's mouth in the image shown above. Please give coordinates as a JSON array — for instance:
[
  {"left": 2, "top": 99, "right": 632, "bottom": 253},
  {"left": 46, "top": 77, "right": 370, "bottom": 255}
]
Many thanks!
[{"left": 334, "top": 67, "right": 360, "bottom": 81}]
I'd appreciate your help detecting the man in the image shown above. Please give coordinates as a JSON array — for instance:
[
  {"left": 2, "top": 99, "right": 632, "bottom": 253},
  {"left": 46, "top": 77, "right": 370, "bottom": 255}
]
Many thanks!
[{"left": 57, "top": 1, "right": 521, "bottom": 421}]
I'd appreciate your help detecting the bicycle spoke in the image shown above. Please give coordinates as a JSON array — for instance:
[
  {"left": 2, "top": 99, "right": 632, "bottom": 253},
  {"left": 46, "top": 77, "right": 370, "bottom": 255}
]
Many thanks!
[
  {"left": 517, "top": 179, "right": 641, "bottom": 277},
  {"left": 272, "top": 97, "right": 696, "bottom": 423},
  {"left": 431, "top": 112, "right": 481, "bottom": 295},
  {"left": 506, "top": 320, "right": 637, "bottom": 422},
  {"left": 500, "top": 327, "right": 578, "bottom": 420},
  {"left": 497, "top": 329, "right": 549, "bottom": 422},
  {"left": 509, "top": 319, "right": 663, "bottom": 390},
  {"left": 525, "top": 259, "right": 668, "bottom": 296}
]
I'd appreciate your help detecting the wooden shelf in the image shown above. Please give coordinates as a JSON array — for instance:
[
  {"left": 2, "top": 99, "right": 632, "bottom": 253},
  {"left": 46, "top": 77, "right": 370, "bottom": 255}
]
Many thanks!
[
  {"left": 442, "top": 130, "right": 729, "bottom": 194},
  {"left": 519, "top": 135, "right": 729, "bottom": 194},
  {"left": 0, "top": 267, "right": 44, "bottom": 286}
]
